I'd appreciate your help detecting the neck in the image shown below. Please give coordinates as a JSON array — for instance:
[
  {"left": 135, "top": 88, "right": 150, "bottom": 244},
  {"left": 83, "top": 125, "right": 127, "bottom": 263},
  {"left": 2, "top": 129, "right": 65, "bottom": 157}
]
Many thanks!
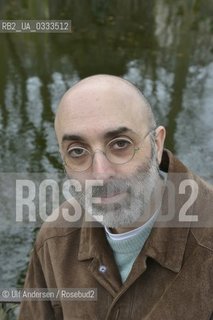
[
  {"left": 110, "top": 179, "right": 166, "bottom": 234},
  {"left": 110, "top": 204, "right": 156, "bottom": 234}
]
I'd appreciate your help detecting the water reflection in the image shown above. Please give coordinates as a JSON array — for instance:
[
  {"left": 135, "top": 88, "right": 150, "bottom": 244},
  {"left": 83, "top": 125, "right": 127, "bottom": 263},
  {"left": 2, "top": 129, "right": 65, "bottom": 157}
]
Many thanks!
[
  {"left": 175, "top": 62, "right": 213, "bottom": 181},
  {"left": 0, "top": 0, "right": 212, "bottom": 288}
]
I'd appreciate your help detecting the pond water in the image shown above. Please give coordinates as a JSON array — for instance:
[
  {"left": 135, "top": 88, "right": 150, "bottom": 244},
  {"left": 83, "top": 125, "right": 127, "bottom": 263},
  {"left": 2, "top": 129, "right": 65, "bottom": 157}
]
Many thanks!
[{"left": 0, "top": 0, "right": 213, "bottom": 289}]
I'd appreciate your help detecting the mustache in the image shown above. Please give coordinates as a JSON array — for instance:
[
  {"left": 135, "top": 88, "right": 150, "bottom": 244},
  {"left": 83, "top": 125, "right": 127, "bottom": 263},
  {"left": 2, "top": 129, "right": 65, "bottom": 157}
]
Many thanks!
[
  {"left": 90, "top": 167, "right": 154, "bottom": 198},
  {"left": 91, "top": 180, "right": 130, "bottom": 197}
]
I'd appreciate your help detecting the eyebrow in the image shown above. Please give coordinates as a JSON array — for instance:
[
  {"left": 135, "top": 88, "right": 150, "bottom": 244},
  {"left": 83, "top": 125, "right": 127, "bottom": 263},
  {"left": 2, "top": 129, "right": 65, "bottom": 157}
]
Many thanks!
[{"left": 61, "top": 127, "right": 135, "bottom": 144}]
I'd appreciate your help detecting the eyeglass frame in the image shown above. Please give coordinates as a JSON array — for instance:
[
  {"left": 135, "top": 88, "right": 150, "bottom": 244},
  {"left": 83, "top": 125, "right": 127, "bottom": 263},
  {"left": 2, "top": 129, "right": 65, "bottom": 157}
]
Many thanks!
[{"left": 62, "top": 127, "right": 157, "bottom": 172}]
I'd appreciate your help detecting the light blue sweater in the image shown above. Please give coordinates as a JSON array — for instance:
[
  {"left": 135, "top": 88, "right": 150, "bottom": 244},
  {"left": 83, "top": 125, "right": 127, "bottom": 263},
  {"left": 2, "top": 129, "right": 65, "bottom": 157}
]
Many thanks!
[{"left": 105, "top": 211, "right": 158, "bottom": 283}]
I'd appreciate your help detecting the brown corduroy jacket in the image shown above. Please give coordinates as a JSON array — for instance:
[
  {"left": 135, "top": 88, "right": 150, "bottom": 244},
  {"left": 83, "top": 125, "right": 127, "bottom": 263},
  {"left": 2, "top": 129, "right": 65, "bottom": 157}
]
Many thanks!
[{"left": 19, "top": 150, "right": 213, "bottom": 320}]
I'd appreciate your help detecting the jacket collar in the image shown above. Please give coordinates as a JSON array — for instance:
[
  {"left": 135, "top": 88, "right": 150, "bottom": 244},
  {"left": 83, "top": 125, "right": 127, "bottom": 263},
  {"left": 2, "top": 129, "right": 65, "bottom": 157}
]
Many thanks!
[
  {"left": 78, "top": 221, "right": 123, "bottom": 294},
  {"left": 143, "top": 227, "right": 190, "bottom": 273}
]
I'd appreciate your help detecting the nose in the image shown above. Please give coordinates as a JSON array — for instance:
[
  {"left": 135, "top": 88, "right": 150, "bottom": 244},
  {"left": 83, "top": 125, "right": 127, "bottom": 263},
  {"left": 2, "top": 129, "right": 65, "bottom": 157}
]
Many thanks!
[{"left": 91, "top": 151, "right": 116, "bottom": 180}]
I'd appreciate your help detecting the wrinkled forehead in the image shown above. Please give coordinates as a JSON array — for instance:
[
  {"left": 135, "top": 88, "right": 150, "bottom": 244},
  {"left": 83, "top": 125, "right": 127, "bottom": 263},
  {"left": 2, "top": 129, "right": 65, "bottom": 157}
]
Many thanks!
[{"left": 55, "top": 80, "right": 149, "bottom": 144}]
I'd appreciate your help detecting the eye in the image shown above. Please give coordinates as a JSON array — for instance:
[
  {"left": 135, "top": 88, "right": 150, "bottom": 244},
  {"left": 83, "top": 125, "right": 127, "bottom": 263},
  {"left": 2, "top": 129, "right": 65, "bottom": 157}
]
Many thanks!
[
  {"left": 67, "top": 147, "right": 89, "bottom": 158},
  {"left": 109, "top": 138, "right": 132, "bottom": 150}
]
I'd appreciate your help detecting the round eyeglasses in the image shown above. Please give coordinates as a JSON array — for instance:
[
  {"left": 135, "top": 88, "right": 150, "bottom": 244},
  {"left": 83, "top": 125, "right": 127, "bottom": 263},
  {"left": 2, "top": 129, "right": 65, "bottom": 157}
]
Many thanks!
[{"left": 63, "top": 128, "right": 155, "bottom": 172}]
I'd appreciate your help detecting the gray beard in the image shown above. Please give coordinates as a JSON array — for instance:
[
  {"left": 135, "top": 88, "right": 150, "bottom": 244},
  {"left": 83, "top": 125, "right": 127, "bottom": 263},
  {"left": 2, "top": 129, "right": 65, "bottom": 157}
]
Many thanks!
[{"left": 69, "top": 152, "right": 160, "bottom": 228}]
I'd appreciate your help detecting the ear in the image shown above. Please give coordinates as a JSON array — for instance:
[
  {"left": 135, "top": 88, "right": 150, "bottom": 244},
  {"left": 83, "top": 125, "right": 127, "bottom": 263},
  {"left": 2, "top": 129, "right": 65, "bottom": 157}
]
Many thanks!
[{"left": 154, "top": 126, "right": 166, "bottom": 164}]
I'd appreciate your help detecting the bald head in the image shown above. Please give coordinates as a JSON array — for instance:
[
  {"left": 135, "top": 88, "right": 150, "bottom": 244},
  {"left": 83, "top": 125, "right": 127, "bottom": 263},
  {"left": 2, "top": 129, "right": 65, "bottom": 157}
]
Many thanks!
[
  {"left": 55, "top": 75, "right": 156, "bottom": 138},
  {"left": 54, "top": 74, "right": 166, "bottom": 177}
]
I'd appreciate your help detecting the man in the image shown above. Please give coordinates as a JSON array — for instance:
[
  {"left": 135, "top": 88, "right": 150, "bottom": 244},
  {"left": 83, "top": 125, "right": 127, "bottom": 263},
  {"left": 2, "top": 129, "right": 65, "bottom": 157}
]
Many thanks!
[{"left": 19, "top": 75, "right": 213, "bottom": 319}]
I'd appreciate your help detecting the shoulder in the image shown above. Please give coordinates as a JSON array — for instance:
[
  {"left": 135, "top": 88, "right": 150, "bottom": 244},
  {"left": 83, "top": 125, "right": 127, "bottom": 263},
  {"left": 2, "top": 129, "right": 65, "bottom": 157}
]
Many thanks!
[
  {"left": 185, "top": 167, "right": 213, "bottom": 250},
  {"left": 163, "top": 148, "right": 213, "bottom": 208},
  {"left": 191, "top": 228, "right": 213, "bottom": 251},
  {"left": 162, "top": 149, "right": 213, "bottom": 249}
]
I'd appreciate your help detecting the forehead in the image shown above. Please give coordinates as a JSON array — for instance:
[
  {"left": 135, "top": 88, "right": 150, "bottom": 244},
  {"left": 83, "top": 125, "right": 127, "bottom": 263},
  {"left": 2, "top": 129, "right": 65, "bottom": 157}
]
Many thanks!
[{"left": 56, "top": 81, "right": 148, "bottom": 143}]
